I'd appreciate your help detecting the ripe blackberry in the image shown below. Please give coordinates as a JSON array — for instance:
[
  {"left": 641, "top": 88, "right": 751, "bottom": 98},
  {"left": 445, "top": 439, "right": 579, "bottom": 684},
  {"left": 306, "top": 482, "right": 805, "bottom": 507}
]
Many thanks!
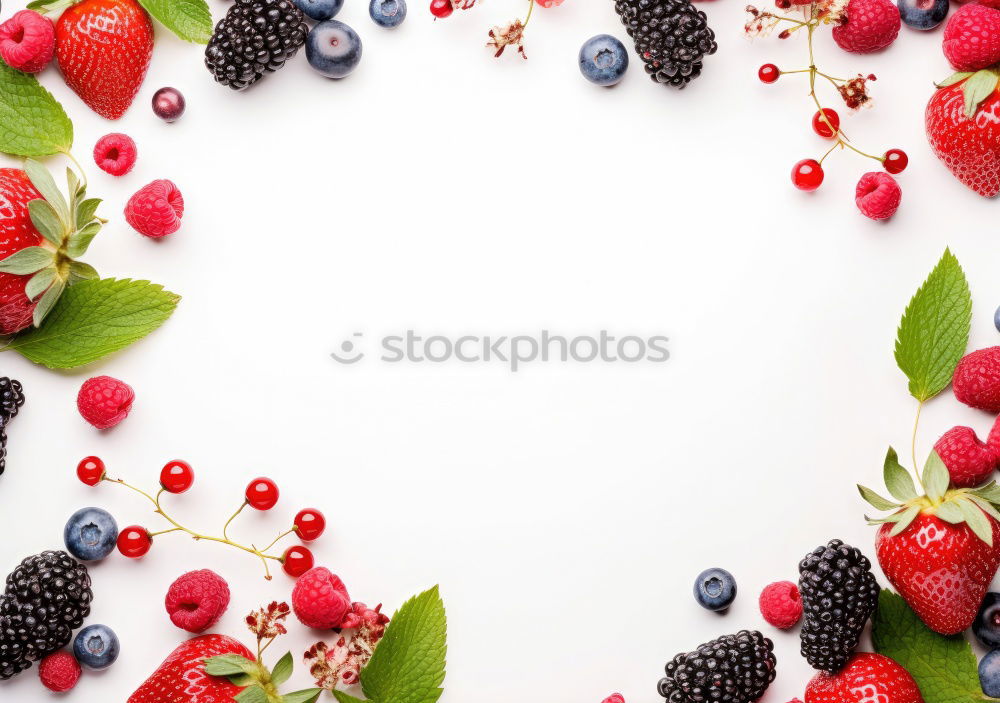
[
  {"left": 205, "top": 0, "right": 309, "bottom": 90},
  {"left": 798, "top": 539, "right": 880, "bottom": 673},
  {"left": 0, "top": 377, "right": 24, "bottom": 477},
  {"left": 0, "top": 551, "right": 93, "bottom": 680},
  {"left": 656, "top": 630, "right": 776, "bottom": 703},
  {"left": 613, "top": 0, "right": 717, "bottom": 88}
]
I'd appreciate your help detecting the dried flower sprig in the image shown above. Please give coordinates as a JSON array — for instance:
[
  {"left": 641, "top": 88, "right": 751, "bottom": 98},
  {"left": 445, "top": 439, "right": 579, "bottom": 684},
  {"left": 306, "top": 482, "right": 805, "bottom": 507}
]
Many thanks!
[
  {"left": 304, "top": 603, "right": 390, "bottom": 690},
  {"left": 431, "top": 0, "right": 566, "bottom": 60}
]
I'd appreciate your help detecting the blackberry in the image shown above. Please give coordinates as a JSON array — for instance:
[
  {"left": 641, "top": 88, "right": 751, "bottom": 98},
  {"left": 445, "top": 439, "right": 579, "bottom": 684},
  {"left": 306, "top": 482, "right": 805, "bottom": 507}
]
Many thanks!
[
  {"left": 205, "top": 0, "right": 309, "bottom": 90},
  {"left": 798, "top": 539, "right": 880, "bottom": 673},
  {"left": 656, "top": 630, "right": 776, "bottom": 703},
  {"left": 0, "top": 551, "right": 93, "bottom": 680},
  {"left": 613, "top": 0, "right": 717, "bottom": 88},
  {"left": 0, "top": 377, "right": 24, "bottom": 477}
]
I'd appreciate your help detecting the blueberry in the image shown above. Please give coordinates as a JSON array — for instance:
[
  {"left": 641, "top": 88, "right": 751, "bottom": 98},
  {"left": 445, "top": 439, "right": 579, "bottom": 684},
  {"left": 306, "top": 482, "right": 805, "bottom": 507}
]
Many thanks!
[
  {"left": 974, "top": 593, "right": 1000, "bottom": 647},
  {"left": 64, "top": 507, "right": 118, "bottom": 562},
  {"left": 294, "top": 0, "right": 344, "bottom": 20},
  {"left": 73, "top": 624, "right": 120, "bottom": 670},
  {"left": 693, "top": 568, "right": 737, "bottom": 612},
  {"left": 982, "top": 650, "right": 1000, "bottom": 697},
  {"left": 578, "top": 34, "right": 628, "bottom": 87},
  {"left": 897, "top": 0, "right": 948, "bottom": 30},
  {"left": 370, "top": 0, "right": 406, "bottom": 27},
  {"left": 307, "top": 21, "right": 362, "bottom": 78},
  {"left": 995, "top": 304, "right": 1000, "bottom": 333}
]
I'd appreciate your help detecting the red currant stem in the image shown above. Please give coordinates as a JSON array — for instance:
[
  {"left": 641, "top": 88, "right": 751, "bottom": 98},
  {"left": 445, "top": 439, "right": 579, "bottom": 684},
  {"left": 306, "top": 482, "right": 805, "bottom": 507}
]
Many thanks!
[
  {"left": 521, "top": 0, "right": 535, "bottom": 28},
  {"left": 776, "top": 15, "right": 810, "bottom": 27},
  {"left": 911, "top": 401, "right": 925, "bottom": 488},
  {"left": 222, "top": 500, "right": 247, "bottom": 541},
  {"left": 148, "top": 527, "right": 183, "bottom": 537},
  {"left": 816, "top": 71, "right": 846, "bottom": 84},
  {"left": 56, "top": 148, "right": 88, "bottom": 191},
  {"left": 260, "top": 528, "right": 296, "bottom": 554},
  {"left": 781, "top": 68, "right": 812, "bottom": 75},
  {"left": 818, "top": 141, "right": 840, "bottom": 165}
]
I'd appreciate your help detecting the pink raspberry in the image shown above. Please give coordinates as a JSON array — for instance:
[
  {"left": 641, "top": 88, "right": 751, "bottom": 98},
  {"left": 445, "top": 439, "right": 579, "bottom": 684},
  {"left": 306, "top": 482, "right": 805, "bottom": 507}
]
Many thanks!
[
  {"left": 601, "top": 695, "right": 626, "bottom": 703},
  {"left": 164, "top": 569, "right": 231, "bottom": 633},
  {"left": 759, "top": 581, "right": 803, "bottom": 629},
  {"left": 292, "top": 567, "right": 352, "bottom": 629},
  {"left": 38, "top": 650, "right": 81, "bottom": 692},
  {"left": 125, "top": 179, "right": 184, "bottom": 238},
  {"left": 832, "top": 0, "right": 900, "bottom": 53},
  {"left": 93, "top": 133, "right": 138, "bottom": 177},
  {"left": 536, "top": 0, "right": 564, "bottom": 5},
  {"left": 0, "top": 10, "right": 54, "bottom": 73},
  {"left": 954, "top": 347, "right": 1000, "bottom": 413},
  {"left": 943, "top": 4, "right": 1000, "bottom": 71},
  {"left": 855, "top": 171, "right": 901, "bottom": 220},
  {"left": 934, "top": 420, "right": 1000, "bottom": 488},
  {"left": 77, "top": 375, "right": 134, "bottom": 430}
]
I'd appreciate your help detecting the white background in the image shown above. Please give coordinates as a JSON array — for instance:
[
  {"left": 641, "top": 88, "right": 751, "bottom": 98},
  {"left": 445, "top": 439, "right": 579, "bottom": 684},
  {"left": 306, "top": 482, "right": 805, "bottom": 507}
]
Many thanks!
[{"left": 1, "top": 0, "right": 999, "bottom": 700}]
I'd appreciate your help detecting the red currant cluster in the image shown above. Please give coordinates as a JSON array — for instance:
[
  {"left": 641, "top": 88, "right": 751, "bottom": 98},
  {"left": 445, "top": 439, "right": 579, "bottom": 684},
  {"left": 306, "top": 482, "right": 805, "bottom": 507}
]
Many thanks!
[{"left": 76, "top": 456, "right": 325, "bottom": 579}]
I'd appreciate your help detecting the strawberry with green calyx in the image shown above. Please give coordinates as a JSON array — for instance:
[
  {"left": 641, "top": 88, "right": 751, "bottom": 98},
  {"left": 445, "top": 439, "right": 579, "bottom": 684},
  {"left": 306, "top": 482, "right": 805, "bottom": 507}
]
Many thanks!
[
  {"left": 860, "top": 447, "right": 1000, "bottom": 635},
  {"left": 0, "top": 159, "right": 102, "bottom": 331},
  {"left": 926, "top": 68, "right": 1000, "bottom": 197}
]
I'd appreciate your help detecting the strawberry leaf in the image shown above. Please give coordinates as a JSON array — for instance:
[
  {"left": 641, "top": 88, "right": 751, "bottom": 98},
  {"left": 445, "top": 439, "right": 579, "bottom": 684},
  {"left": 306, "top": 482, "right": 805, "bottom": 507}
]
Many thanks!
[
  {"left": 859, "top": 485, "right": 900, "bottom": 511},
  {"left": 332, "top": 693, "right": 367, "bottom": 703},
  {"left": 0, "top": 246, "right": 54, "bottom": 275},
  {"left": 894, "top": 249, "right": 972, "bottom": 403},
  {"left": 25, "top": 268, "right": 56, "bottom": 300},
  {"left": 962, "top": 69, "right": 1000, "bottom": 119},
  {"left": 923, "top": 451, "right": 950, "bottom": 503},
  {"left": 958, "top": 498, "right": 994, "bottom": 546},
  {"left": 32, "top": 278, "right": 64, "bottom": 327},
  {"left": 935, "top": 500, "right": 965, "bottom": 524},
  {"left": 890, "top": 505, "right": 921, "bottom": 537},
  {"left": 24, "top": 159, "right": 69, "bottom": 227},
  {"left": 282, "top": 690, "right": 323, "bottom": 703},
  {"left": 236, "top": 685, "right": 269, "bottom": 703},
  {"left": 884, "top": 447, "right": 918, "bottom": 502},
  {"left": 270, "top": 652, "right": 293, "bottom": 687},
  {"left": 937, "top": 71, "right": 974, "bottom": 88},
  {"left": 204, "top": 654, "right": 258, "bottom": 677},
  {"left": 0, "top": 62, "right": 73, "bottom": 157}
]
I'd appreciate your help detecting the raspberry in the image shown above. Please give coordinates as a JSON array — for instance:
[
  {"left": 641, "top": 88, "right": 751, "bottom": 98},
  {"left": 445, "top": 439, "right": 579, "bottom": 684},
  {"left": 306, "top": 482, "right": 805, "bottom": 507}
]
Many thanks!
[
  {"left": 164, "top": 569, "right": 231, "bottom": 633},
  {"left": 954, "top": 347, "right": 1000, "bottom": 413},
  {"left": 38, "top": 650, "right": 81, "bottom": 692},
  {"left": 602, "top": 695, "right": 626, "bottom": 703},
  {"left": 0, "top": 10, "right": 55, "bottom": 73},
  {"left": 934, "top": 421, "right": 1000, "bottom": 488},
  {"left": 832, "top": 0, "right": 900, "bottom": 53},
  {"left": 77, "top": 376, "right": 134, "bottom": 430},
  {"left": 93, "top": 133, "right": 138, "bottom": 177},
  {"left": 943, "top": 4, "right": 1000, "bottom": 71},
  {"left": 855, "top": 171, "right": 901, "bottom": 220},
  {"left": 759, "top": 581, "right": 803, "bottom": 629},
  {"left": 124, "top": 179, "right": 184, "bottom": 238},
  {"left": 292, "top": 566, "right": 352, "bottom": 629}
]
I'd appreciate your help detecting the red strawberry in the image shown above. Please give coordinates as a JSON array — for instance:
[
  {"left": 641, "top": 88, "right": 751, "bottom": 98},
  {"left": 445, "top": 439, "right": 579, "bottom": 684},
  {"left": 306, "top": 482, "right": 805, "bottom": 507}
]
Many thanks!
[
  {"left": 54, "top": 0, "right": 153, "bottom": 120},
  {"left": 128, "top": 635, "right": 253, "bottom": 703},
  {"left": 805, "top": 652, "right": 923, "bottom": 703},
  {"left": 876, "top": 512, "right": 1000, "bottom": 634},
  {"left": 926, "top": 69, "right": 1000, "bottom": 197},
  {"left": 0, "top": 169, "right": 43, "bottom": 335}
]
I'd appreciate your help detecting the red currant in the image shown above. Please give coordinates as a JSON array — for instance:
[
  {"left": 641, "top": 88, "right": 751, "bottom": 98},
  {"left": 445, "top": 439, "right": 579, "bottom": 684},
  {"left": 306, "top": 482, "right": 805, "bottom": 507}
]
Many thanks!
[
  {"left": 160, "top": 460, "right": 194, "bottom": 493},
  {"left": 883, "top": 148, "right": 908, "bottom": 174},
  {"left": 117, "top": 526, "right": 152, "bottom": 558},
  {"left": 429, "top": 0, "right": 453, "bottom": 17},
  {"left": 282, "top": 545, "right": 314, "bottom": 577},
  {"left": 758, "top": 64, "right": 779, "bottom": 84},
  {"left": 294, "top": 509, "right": 326, "bottom": 541},
  {"left": 245, "top": 477, "right": 279, "bottom": 510},
  {"left": 791, "top": 159, "right": 824, "bottom": 191},
  {"left": 77, "top": 456, "right": 105, "bottom": 486},
  {"left": 811, "top": 108, "right": 840, "bottom": 139}
]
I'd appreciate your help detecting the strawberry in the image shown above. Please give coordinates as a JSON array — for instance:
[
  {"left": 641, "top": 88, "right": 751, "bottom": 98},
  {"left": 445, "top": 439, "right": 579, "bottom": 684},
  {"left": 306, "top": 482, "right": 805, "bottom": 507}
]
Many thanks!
[
  {"left": 861, "top": 448, "right": 1000, "bottom": 635},
  {"left": 128, "top": 635, "right": 253, "bottom": 703},
  {"left": 0, "top": 163, "right": 103, "bottom": 333},
  {"left": 805, "top": 652, "right": 923, "bottom": 703},
  {"left": 52, "top": 0, "right": 153, "bottom": 120},
  {"left": 926, "top": 68, "right": 1000, "bottom": 197}
]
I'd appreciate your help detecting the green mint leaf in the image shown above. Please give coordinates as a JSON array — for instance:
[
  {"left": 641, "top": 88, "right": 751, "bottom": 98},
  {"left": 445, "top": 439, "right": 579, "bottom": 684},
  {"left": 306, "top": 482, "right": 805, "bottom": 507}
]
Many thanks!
[
  {"left": 270, "top": 651, "right": 293, "bottom": 687},
  {"left": 0, "top": 62, "right": 73, "bottom": 157},
  {"left": 204, "top": 654, "right": 259, "bottom": 677},
  {"left": 895, "top": 248, "right": 972, "bottom": 403},
  {"left": 331, "top": 692, "right": 367, "bottom": 703},
  {"left": 0, "top": 246, "right": 54, "bottom": 275},
  {"left": 25, "top": 268, "right": 56, "bottom": 301},
  {"left": 28, "top": 199, "right": 64, "bottom": 246},
  {"left": 923, "top": 451, "right": 950, "bottom": 503},
  {"left": 235, "top": 685, "right": 270, "bottom": 703},
  {"left": 5, "top": 278, "right": 180, "bottom": 368},
  {"left": 282, "top": 689, "right": 323, "bottom": 703},
  {"left": 873, "top": 590, "right": 994, "bottom": 703},
  {"left": 138, "top": 0, "right": 213, "bottom": 42},
  {"left": 858, "top": 485, "right": 900, "bottom": 511},
  {"left": 884, "top": 447, "right": 918, "bottom": 503},
  {"left": 361, "top": 586, "right": 447, "bottom": 703}
]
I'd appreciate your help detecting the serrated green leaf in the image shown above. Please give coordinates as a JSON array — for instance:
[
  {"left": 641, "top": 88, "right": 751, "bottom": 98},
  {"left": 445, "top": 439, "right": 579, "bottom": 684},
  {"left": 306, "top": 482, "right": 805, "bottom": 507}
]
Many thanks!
[
  {"left": 958, "top": 498, "right": 994, "bottom": 546},
  {"left": 5, "top": 278, "right": 180, "bottom": 368},
  {"left": 0, "top": 62, "right": 73, "bottom": 157},
  {"left": 859, "top": 485, "right": 900, "bottom": 511},
  {"left": 76, "top": 198, "right": 101, "bottom": 229},
  {"left": 65, "top": 222, "right": 101, "bottom": 258},
  {"left": 963, "top": 69, "right": 1000, "bottom": 118},
  {"left": 884, "top": 447, "right": 918, "bottom": 503},
  {"left": 138, "top": 0, "right": 213, "bottom": 42},
  {"left": 937, "top": 71, "right": 974, "bottom": 88},
  {"left": 935, "top": 500, "right": 965, "bottom": 524},
  {"left": 890, "top": 505, "right": 921, "bottom": 537},
  {"left": 895, "top": 249, "right": 972, "bottom": 403},
  {"left": 0, "top": 246, "right": 54, "bottom": 275},
  {"left": 923, "top": 451, "right": 950, "bottom": 502},
  {"left": 24, "top": 159, "right": 69, "bottom": 227},
  {"left": 361, "top": 586, "right": 447, "bottom": 703},
  {"left": 32, "top": 278, "right": 64, "bottom": 327},
  {"left": 67, "top": 261, "right": 98, "bottom": 285},
  {"left": 873, "top": 590, "right": 995, "bottom": 703},
  {"left": 270, "top": 652, "right": 293, "bottom": 687},
  {"left": 332, "top": 692, "right": 367, "bottom": 703},
  {"left": 236, "top": 685, "right": 269, "bottom": 703},
  {"left": 28, "top": 199, "right": 64, "bottom": 246},
  {"left": 204, "top": 654, "right": 259, "bottom": 677},
  {"left": 282, "top": 689, "right": 323, "bottom": 703},
  {"left": 25, "top": 268, "right": 56, "bottom": 301}
]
